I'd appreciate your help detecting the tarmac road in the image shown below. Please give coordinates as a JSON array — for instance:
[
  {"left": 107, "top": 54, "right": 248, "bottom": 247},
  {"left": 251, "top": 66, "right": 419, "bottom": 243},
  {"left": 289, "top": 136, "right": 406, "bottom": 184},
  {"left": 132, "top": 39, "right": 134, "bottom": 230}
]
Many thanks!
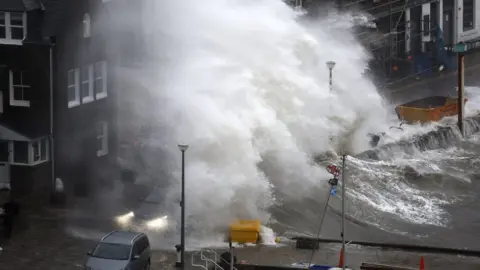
[
  {"left": 386, "top": 61, "right": 480, "bottom": 105},
  {"left": 2, "top": 203, "right": 480, "bottom": 270}
]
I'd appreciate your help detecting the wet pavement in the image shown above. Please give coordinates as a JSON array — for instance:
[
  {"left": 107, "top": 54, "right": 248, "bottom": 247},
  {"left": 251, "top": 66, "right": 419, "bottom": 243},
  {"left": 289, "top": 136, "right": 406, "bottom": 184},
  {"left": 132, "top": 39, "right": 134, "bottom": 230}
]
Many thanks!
[
  {"left": 1, "top": 202, "right": 480, "bottom": 270},
  {"left": 0, "top": 202, "right": 172, "bottom": 270}
]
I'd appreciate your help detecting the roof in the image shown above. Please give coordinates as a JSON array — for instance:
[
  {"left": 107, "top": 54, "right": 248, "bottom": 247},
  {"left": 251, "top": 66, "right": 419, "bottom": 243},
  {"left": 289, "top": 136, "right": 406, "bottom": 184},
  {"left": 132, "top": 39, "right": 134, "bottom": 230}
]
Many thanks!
[
  {"left": 0, "top": 0, "right": 45, "bottom": 12},
  {"left": 101, "top": 231, "right": 143, "bottom": 245},
  {"left": 0, "top": 124, "right": 31, "bottom": 141},
  {"left": 0, "top": 0, "right": 64, "bottom": 39},
  {"left": 22, "top": 0, "right": 44, "bottom": 11},
  {"left": 0, "top": 0, "right": 25, "bottom": 12}
]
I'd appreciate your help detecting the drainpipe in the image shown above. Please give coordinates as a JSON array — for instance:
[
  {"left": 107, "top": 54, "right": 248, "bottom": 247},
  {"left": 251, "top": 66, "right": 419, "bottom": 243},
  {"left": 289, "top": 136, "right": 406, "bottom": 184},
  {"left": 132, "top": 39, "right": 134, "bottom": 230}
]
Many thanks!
[{"left": 49, "top": 42, "right": 56, "bottom": 199}]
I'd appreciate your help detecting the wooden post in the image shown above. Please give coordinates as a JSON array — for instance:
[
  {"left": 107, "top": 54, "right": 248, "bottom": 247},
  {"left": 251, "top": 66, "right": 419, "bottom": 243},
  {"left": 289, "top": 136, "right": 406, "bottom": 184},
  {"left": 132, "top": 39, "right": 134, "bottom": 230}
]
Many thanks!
[{"left": 457, "top": 53, "right": 465, "bottom": 137}]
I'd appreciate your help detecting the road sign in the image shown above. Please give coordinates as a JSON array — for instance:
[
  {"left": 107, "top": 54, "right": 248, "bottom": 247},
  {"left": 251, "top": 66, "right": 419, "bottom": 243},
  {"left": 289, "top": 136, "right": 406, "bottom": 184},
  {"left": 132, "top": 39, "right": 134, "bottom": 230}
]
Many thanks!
[
  {"left": 331, "top": 187, "right": 337, "bottom": 196},
  {"left": 328, "top": 178, "right": 338, "bottom": 186},
  {"left": 326, "top": 165, "right": 340, "bottom": 177},
  {"left": 454, "top": 43, "right": 467, "bottom": 53}
]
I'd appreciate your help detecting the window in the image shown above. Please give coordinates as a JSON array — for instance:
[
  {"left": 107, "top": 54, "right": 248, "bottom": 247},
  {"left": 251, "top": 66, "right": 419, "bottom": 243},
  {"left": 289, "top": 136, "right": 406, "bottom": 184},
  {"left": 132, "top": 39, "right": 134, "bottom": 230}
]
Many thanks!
[
  {"left": 463, "top": 0, "right": 475, "bottom": 31},
  {"left": 97, "top": 121, "right": 108, "bottom": 156},
  {"left": 12, "top": 141, "right": 29, "bottom": 165},
  {"left": 83, "top": 13, "right": 91, "bottom": 38},
  {"left": 94, "top": 61, "right": 107, "bottom": 99},
  {"left": 2, "top": 139, "right": 49, "bottom": 166},
  {"left": 0, "top": 12, "right": 26, "bottom": 44},
  {"left": 81, "top": 65, "right": 94, "bottom": 103},
  {"left": 68, "top": 68, "right": 80, "bottom": 108},
  {"left": 423, "top": 15, "right": 430, "bottom": 36},
  {"left": 9, "top": 70, "right": 30, "bottom": 107},
  {"left": 0, "top": 141, "right": 9, "bottom": 163},
  {"left": 31, "top": 138, "right": 48, "bottom": 164},
  {"left": 92, "top": 243, "right": 131, "bottom": 260}
]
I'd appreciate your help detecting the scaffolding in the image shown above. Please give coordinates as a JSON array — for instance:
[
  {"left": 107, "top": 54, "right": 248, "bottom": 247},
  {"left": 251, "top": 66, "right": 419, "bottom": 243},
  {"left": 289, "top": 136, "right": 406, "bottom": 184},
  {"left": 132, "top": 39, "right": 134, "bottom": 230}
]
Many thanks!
[
  {"left": 291, "top": 0, "right": 449, "bottom": 84},
  {"left": 336, "top": 0, "right": 447, "bottom": 83}
]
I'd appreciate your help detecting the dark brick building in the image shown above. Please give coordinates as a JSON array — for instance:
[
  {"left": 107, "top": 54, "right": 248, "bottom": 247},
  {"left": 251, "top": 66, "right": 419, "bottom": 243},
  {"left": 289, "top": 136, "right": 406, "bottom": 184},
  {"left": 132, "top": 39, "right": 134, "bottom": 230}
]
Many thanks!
[
  {"left": 0, "top": 0, "right": 129, "bottom": 204},
  {"left": 0, "top": 0, "right": 59, "bottom": 198}
]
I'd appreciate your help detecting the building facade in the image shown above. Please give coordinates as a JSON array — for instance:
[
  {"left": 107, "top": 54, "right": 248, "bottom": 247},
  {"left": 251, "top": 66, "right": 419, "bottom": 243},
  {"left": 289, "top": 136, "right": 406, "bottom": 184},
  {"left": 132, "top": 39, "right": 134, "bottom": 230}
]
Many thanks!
[
  {"left": 0, "top": 0, "right": 125, "bottom": 204},
  {"left": 0, "top": 0, "right": 57, "bottom": 198},
  {"left": 53, "top": 0, "right": 119, "bottom": 197},
  {"left": 331, "top": 0, "right": 480, "bottom": 83}
]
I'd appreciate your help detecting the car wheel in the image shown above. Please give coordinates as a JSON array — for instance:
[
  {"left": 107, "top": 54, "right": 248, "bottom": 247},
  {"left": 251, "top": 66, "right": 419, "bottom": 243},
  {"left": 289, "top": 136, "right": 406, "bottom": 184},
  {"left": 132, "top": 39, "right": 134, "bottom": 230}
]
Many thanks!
[{"left": 145, "top": 259, "right": 151, "bottom": 270}]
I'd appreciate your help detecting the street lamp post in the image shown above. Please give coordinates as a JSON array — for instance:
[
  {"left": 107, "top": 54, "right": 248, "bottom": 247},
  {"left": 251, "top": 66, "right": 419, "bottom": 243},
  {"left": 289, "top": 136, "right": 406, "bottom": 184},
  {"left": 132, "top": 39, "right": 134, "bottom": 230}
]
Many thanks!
[
  {"left": 326, "top": 61, "right": 336, "bottom": 92},
  {"left": 326, "top": 60, "right": 337, "bottom": 145},
  {"left": 341, "top": 155, "right": 346, "bottom": 270},
  {"left": 178, "top": 144, "right": 189, "bottom": 270}
]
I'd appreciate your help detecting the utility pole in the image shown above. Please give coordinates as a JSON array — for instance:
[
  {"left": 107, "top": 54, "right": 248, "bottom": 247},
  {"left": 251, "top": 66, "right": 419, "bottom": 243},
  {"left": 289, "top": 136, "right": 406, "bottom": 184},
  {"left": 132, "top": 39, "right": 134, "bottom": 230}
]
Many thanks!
[
  {"left": 457, "top": 53, "right": 465, "bottom": 137},
  {"left": 229, "top": 238, "right": 234, "bottom": 270},
  {"left": 326, "top": 61, "right": 336, "bottom": 92},
  {"left": 341, "top": 155, "right": 347, "bottom": 270},
  {"left": 178, "top": 144, "right": 189, "bottom": 270},
  {"left": 296, "top": 0, "right": 302, "bottom": 8}
]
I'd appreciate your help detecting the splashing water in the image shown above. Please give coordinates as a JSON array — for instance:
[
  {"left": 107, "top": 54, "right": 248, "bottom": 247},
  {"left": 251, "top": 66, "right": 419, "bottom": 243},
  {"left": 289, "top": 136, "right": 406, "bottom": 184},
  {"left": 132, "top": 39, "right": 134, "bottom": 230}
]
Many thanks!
[{"left": 121, "top": 0, "right": 398, "bottom": 243}]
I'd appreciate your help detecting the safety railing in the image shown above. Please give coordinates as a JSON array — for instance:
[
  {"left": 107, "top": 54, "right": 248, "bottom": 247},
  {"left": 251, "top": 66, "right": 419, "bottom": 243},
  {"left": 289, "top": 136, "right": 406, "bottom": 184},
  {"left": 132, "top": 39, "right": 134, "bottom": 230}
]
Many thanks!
[{"left": 191, "top": 248, "right": 239, "bottom": 270}]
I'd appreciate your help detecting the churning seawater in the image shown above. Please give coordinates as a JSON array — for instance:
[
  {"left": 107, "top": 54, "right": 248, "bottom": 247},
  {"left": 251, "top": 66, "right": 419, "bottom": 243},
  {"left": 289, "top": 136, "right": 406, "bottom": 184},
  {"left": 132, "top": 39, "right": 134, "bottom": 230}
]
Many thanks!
[{"left": 110, "top": 0, "right": 480, "bottom": 249}]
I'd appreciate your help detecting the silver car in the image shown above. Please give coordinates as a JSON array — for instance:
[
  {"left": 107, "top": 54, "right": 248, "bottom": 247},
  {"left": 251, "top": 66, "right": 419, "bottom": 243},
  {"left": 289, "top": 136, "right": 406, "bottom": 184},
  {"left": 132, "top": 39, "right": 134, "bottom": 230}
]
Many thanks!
[{"left": 85, "top": 230, "right": 151, "bottom": 270}]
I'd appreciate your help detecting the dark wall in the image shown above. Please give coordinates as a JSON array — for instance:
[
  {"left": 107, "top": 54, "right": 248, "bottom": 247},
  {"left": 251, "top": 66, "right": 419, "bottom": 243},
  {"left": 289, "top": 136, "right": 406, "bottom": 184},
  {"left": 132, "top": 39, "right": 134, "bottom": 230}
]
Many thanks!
[
  {"left": 53, "top": 0, "right": 118, "bottom": 196},
  {"left": 0, "top": 45, "right": 50, "bottom": 138},
  {"left": 10, "top": 163, "right": 51, "bottom": 200}
]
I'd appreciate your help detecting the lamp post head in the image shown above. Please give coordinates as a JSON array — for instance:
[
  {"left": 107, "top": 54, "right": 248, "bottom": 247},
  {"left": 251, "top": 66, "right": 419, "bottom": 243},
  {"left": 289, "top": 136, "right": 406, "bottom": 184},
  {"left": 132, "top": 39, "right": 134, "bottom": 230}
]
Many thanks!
[
  {"left": 326, "top": 61, "right": 336, "bottom": 70},
  {"left": 178, "top": 144, "right": 189, "bottom": 152}
]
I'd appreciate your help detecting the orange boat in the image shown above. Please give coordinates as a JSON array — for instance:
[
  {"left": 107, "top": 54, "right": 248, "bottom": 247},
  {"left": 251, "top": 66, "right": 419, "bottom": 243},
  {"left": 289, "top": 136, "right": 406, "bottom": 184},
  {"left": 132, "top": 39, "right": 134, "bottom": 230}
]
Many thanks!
[{"left": 395, "top": 96, "right": 468, "bottom": 124}]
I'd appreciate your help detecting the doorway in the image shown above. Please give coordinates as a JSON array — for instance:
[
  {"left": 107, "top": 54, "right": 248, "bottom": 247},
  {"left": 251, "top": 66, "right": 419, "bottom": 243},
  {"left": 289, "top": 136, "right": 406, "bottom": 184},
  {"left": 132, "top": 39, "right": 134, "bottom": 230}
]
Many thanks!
[{"left": 443, "top": 9, "right": 454, "bottom": 45}]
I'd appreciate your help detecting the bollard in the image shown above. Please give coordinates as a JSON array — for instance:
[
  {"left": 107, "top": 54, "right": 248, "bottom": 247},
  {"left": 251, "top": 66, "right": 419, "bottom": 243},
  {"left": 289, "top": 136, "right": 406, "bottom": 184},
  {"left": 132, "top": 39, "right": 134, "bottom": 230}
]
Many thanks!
[
  {"left": 175, "top": 244, "right": 182, "bottom": 268},
  {"left": 419, "top": 256, "right": 425, "bottom": 270}
]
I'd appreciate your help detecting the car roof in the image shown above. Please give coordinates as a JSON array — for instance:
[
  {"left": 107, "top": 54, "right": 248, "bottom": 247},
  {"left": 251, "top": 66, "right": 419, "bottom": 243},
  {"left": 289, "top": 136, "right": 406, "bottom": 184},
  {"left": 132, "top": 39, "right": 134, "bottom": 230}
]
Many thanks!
[{"left": 101, "top": 231, "right": 144, "bottom": 245}]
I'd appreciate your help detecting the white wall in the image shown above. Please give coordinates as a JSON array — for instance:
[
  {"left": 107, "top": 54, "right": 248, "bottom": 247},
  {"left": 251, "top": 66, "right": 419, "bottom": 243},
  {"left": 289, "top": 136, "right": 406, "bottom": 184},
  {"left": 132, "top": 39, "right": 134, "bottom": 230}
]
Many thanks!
[{"left": 457, "top": 0, "right": 480, "bottom": 42}]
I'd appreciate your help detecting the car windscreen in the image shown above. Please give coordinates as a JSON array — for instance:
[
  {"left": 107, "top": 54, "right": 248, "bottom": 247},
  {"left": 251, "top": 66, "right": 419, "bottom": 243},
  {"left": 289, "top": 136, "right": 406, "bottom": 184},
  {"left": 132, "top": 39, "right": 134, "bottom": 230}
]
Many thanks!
[{"left": 92, "top": 243, "right": 131, "bottom": 260}]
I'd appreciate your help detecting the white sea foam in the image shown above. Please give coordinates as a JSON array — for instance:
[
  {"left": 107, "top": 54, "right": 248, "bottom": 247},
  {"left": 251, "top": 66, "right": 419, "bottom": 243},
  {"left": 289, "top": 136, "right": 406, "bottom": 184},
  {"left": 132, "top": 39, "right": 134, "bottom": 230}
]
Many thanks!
[{"left": 108, "top": 0, "right": 460, "bottom": 245}]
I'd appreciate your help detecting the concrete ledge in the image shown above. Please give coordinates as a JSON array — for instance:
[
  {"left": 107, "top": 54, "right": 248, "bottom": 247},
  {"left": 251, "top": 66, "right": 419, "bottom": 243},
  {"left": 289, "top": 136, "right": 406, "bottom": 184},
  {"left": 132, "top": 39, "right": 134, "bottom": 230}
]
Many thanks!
[
  {"left": 292, "top": 237, "right": 480, "bottom": 258},
  {"left": 360, "top": 262, "right": 416, "bottom": 270}
]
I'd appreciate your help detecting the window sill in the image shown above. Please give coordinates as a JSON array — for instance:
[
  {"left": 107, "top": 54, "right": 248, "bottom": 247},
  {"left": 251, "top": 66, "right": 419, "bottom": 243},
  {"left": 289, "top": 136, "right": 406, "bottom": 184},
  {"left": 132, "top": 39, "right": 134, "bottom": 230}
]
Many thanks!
[
  {"left": 82, "top": 96, "right": 94, "bottom": 104},
  {"left": 10, "top": 100, "right": 30, "bottom": 107},
  {"left": 0, "top": 39, "right": 23, "bottom": 46},
  {"left": 32, "top": 159, "right": 49, "bottom": 166},
  {"left": 10, "top": 162, "right": 32, "bottom": 166},
  {"left": 68, "top": 100, "right": 80, "bottom": 108},
  {"left": 97, "top": 150, "right": 108, "bottom": 157},
  {"left": 96, "top": 92, "right": 108, "bottom": 100}
]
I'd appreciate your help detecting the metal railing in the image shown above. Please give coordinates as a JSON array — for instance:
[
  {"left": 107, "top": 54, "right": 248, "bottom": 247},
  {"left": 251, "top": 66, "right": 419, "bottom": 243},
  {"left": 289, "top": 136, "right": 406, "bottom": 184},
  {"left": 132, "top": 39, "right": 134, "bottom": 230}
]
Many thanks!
[{"left": 191, "top": 248, "right": 239, "bottom": 270}]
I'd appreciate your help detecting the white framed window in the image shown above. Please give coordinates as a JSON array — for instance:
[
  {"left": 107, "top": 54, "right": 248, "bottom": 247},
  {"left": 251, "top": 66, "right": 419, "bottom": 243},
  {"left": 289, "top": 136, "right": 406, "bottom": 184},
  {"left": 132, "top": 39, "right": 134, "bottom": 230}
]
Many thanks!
[
  {"left": 83, "top": 13, "right": 91, "bottom": 38},
  {"left": 0, "top": 12, "right": 27, "bottom": 45},
  {"left": 81, "top": 65, "right": 94, "bottom": 103},
  {"left": 9, "top": 70, "right": 30, "bottom": 107},
  {"left": 7, "top": 139, "right": 49, "bottom": 166},
  {"left": 94, "top": 61, "right": 107, "bottom": 100},
  {"left": 68, "top": 68, "right": 80, "bottom": 108},
  {"left": 463, "top": 0, "right": 475, "bottom": 31},
  {"left": 30, "top": 138, "right": 49, "bottom": 165},
  {"left": 96, "top": 121, "right": 108, "bottom": 156}
]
